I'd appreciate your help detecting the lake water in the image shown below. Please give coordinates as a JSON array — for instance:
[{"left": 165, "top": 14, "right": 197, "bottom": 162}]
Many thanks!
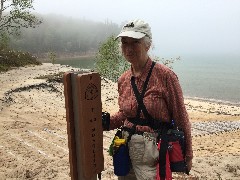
[
  {"left": 173, "top": 55, "right": 240, "bottom": 105},
  {"left": 55, "top": 56, "right": 95, "bottom": 70},
  {"left": 55, "top": 55, "right": 240, "bottom": 105}
]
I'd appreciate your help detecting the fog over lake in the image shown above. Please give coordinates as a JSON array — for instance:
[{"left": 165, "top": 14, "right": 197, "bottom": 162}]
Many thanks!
[{"left": 34, "top": 0, "right": 240, "bottom": 57}]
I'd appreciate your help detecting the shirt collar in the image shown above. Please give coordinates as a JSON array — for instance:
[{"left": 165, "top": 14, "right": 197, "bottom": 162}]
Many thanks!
[{"left": 130, "top": 57, "right": 153, "bottom": 82}]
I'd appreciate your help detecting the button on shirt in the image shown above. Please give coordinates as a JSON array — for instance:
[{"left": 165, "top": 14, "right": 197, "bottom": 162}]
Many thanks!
[{"left": 110, "top": 58, "right": 193, "bottom": 158}]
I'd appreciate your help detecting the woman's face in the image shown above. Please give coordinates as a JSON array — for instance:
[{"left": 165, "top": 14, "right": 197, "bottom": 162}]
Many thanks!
[{"left": 121, "top": 37, "right": 149, "bottom": 64}]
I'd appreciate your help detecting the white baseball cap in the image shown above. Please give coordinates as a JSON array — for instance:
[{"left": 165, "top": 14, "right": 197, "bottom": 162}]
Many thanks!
[{"left": 116, "top": 19, "right": 152, "bottom": 39}]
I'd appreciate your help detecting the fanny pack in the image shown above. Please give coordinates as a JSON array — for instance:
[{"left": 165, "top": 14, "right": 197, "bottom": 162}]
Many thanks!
[
  {"left": 157, "top": 128, "right": 188, "bottom": 180},
  {"left": 167, "top": 129, "right": 187, "bottom": 172}
]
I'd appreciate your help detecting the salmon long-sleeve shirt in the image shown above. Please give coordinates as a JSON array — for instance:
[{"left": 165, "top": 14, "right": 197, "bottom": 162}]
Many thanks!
[{"left": 110, "top": 58, "right": 193, "bottom": 159}]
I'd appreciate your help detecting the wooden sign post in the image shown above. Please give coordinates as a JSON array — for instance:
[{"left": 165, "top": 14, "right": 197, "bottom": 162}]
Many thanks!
[{"left": 63, "top": 71, "right": 104, "bottom": 180}]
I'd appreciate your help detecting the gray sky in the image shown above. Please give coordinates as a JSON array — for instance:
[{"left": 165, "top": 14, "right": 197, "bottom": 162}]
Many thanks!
[{"left": 33, "top": 0, "right": 240, "bottom": 57}]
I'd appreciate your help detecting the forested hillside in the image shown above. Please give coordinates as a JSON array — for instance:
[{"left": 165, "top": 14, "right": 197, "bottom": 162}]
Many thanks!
[{"left": 9, "top": 14, "right": 121, "bottom": 57}]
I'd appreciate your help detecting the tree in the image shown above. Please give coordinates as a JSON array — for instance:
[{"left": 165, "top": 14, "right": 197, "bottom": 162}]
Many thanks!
[
  {"left": 95, "top": 35, "right": 130, "bottom": 82},
  {"left": 48, "top": 51, "right": 56, "bottom": 64},
  {"left": 0, "top": 0, "right": 41, "bottom": 43}
]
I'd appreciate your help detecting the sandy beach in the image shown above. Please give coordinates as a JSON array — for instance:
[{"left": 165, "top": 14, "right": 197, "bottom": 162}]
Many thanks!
[{"left": 0, "top": 63, "right": 239, "bottom": 180}]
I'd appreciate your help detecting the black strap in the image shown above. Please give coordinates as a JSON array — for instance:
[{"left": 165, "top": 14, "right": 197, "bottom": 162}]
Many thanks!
[
  {"left": 130, "top": 61, "right": 170, "bottom": 179},
  {"left": 159, "top": 134, "right": 168, "bottom": 178},
  {"left": 131, "top": 61, "right": 156, "bottom": 123}
]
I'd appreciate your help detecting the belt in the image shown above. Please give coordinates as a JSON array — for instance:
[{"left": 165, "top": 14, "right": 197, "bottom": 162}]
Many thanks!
[{"left": 127, "top": 118, "right": 172, "bottom": 133}]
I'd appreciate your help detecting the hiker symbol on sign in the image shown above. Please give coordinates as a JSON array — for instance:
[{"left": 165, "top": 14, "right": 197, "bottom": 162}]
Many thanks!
[{"left": 85, "top": 83, "right": 98, "bottom": 100}]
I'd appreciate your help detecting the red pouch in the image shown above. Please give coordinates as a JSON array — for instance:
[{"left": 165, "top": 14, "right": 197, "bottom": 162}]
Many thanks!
[
  {"left": 156, "top": 130, "right": 187, "bottom": 180},
  {"left": 168, "top": 141, "right": 186, "bottom": 172}
]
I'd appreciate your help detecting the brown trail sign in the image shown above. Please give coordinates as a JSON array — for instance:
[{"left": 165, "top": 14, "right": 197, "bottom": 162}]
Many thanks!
[{"left": 63, "top": 71, "right": 104, "bottom": 180}]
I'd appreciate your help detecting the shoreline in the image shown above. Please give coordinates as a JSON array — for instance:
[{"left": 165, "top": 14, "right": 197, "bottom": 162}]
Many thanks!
[
  {"left": 184, "top": 96, "right": 240, "bottom": 107},
  {"left": 185, "top": 96, "right": 240, "bottom": 107},
  {"left": 37, "top": 54, "right": 96, "bottom": 62},
  {"left": 1, "top": 63, "right": 240, "bottom": 118}
]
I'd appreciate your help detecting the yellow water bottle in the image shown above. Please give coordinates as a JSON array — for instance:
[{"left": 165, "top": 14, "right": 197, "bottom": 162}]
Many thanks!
[{"left": 113, "top": 136, "right": 125, "bottom": 153}]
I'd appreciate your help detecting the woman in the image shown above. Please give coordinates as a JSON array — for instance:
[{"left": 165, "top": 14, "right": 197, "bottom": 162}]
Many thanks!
[{"left": 106, "top": 19, "right": 193, "bottom": 180}]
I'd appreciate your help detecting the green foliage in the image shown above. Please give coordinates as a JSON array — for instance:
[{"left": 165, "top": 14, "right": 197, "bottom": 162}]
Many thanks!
[
  {"left": 0, "top": 47, "right": 41, "bottom": 72},
  {"left": 0, "top": 0, "right": 42, "bottom": 44},
  {"left": 95, "top": 35, "right": 130, "bottom": 82},
  {"left": 0, "top": 32, "right": 10, "bottom": 49}
]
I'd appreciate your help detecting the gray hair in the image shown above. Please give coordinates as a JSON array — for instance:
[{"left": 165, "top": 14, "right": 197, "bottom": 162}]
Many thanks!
[{"left": 143, "top": 36, "right": 152, "bottom": 49}]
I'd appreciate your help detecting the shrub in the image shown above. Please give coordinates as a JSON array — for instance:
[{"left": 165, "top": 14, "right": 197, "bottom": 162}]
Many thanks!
[{"left": 0, "top": 47, "right": 41, "bottom": 72}]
